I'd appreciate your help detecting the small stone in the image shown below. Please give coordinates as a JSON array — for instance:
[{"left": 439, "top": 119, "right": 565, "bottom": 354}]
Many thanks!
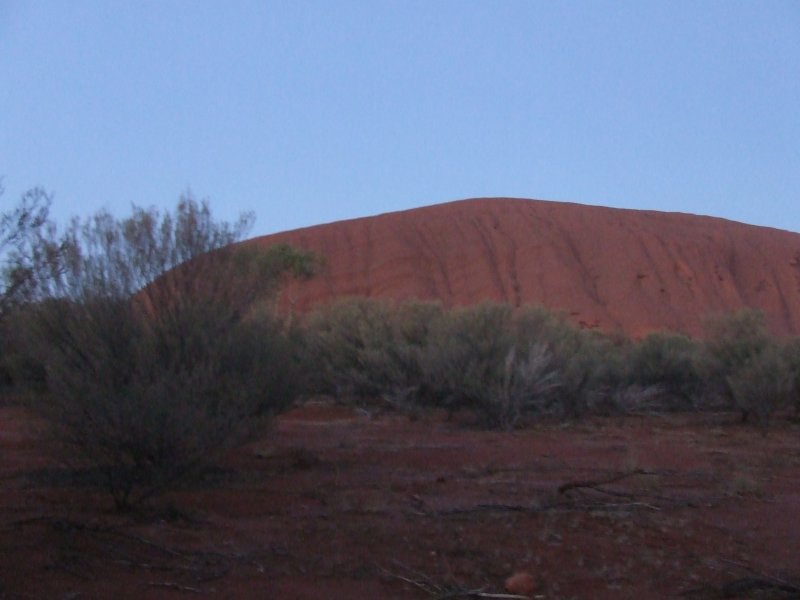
[{"left": 504, "top": 571, "right": 536, "bottom": 597}]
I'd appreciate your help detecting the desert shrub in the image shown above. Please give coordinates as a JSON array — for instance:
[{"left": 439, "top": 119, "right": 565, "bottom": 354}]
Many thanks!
[
  {"left": 488, "top": 342, "right": 560, "bottom": 429},
  {"left": 301, "top": 298, "right": 445, "bottom": 406},
  {"left": 23, "top": 196, "right": 313, "bottom": 510},
  {"left": 0, "top": 322, "right": 12, "bottom": 389},
  {"left": 302, "top": 297, "right": 386, "bottom": 399},
  {"left": 565, "top": 332, "right": 631, "bottom": 417},
  {"left": 726, "top": 345, "right": 793, "bottom": 429},
  {"left": 30, "top": 300, "right": 297, "bottom": 508},
  {"left": 605, "top": 383, "right": 667, "bottom": 414},
  {"left": 421, "top": 303, "right": 563, "bottom": 428},
  {"left": 780, "top": 337, "right": 800, "bottom": 415},
  {"left": 1, "top": 185, "right": 63, "bottom": 393},
  {"left": 515, "top": 307, "right": 626, "bottom": 418},
  {"left": 421, "top": 303, "right": 512, "bottom": 415},
  {"left": 304, "top": 298, "right": 800, "bottom": 428},
  {"left": 306, "top": 300, "right": 629, "bottom": 427},
  {"left": 625, "top": 332, "right": 703, "bottom": 410},
  {"left": 699, "top": 309, "right": 776, "bottom": 420},
  {"left": 380, "top": 300, "right": 446, "bottom": 408},
  {"left": 0, "top": 311, "right": 47, "bottom": 393}
]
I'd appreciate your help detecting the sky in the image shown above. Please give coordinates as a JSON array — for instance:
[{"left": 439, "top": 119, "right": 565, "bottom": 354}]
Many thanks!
[{"left": 1, "top": 1, "right": 799, "bottom": 237}]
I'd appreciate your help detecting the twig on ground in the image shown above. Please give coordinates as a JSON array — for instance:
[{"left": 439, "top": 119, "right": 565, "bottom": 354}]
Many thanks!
[
  {"left": 718, "top": 558, "right": 800, "bottom": 590},
  {"left": 378, "top": 561, "right": 530, "bottom": 600},
  {"left": 570, "top": 501, "right": 660, "bottom": 512},
  {"left": 425, "top": 503, "right": 544, "bottom": 517},
  {"left": 557, "top": 468, "right": 651, "bottom": 495},
  {"left": 108, "top": 530, "right": 193, "bottom": 558},
  {"left": 424, "top": 495, "right": 661, "bottom": 517},
  {"left": 381, "top": 560, "right": 447, "bottom": 595},
  {"left": 1, "top": 514, "right": 60, "bottom": 531},
  {"left": 693, "top": 557, "right": 800, "bottom": 599},
  {"left": 435, "top": 593, "right": 532, "bottom": 600},
  {"left": 148, "top": 581, "right": 205, "bottom": 593}
]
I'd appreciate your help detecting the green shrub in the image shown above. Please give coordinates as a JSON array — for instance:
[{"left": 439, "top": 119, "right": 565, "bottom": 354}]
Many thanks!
[
  {"left": 727, "top": 344, "right": 793, "bottom": 429},
  {"left": 302, "top": 298, "right": 443, "bottom": 405},
  {"left": 555, "top": 330, "right": 624, "bottom": 418},
  {"left": 515, "top": 307, "right": 627, "bottom": 418},
  {"left": 302, "top": 299, "right": 799, "bottom": 429},
  {"left": 699, "top": 309, "right": 774, "bottom": 419},
  {"left": 305, "top": 300, "right": 629, "bottom": 427},
  {"left": 626, "top": 332, "right": 702, "bottom": 410},
  {"left": 421, "top": 303, "right": 513, "bottom": 416},
  {"left": 421, "top": 303, "right": 566, "bottom": 428}
]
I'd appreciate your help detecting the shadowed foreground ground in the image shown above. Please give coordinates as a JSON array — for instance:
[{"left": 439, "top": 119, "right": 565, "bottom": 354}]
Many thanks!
[{"left": 1, "top": 402, "right": 799, "bottom": 599}]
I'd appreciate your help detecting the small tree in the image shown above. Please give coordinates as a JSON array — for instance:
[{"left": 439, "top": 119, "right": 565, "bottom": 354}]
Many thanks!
[
  {"left": 1, "top": 184, "right": 58, "bottom": 319},
  {"left": 25, "top": 195, "right": 313, "bottom": 510},
  {"left": 1, "top": 184, "right": 65, "bottom": 390}
]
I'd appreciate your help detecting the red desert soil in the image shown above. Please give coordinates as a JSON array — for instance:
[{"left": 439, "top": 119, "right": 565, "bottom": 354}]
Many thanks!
[
  {"left": 255, "top": 198, "right": 800, "bottom": 337},
  {"left": 2, "top": 402, "right": 800, "bottom": 599}
]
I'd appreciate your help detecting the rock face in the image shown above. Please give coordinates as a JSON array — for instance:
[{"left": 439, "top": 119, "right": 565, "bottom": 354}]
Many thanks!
[{"left": 253, "top": 198, "right": 800, "bottom": 337}]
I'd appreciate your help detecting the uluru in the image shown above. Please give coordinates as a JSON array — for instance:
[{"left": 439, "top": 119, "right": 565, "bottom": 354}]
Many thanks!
[{"left": 255, "top": 198, "right": 800, "bottom": 337}]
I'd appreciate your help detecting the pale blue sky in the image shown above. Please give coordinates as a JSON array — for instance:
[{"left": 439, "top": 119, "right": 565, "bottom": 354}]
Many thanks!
[{"left": 1, "top": 1, "right": 798, "bottom": 236}]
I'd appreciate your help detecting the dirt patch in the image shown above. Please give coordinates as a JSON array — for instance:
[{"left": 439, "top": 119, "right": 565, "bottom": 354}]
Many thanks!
[{"left": 1, "top": 402, "right": 799, "bottom": 599}]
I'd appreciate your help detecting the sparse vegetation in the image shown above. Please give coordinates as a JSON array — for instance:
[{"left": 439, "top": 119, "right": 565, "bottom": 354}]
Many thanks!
[
  {"left": 5, "top": 190, "right": 800, "bottom": 600},
  {"left": 299, "top": 299, "right": 800, "bottom": 430},
  {"left": 5, "top": 185, "right": 800, "bottom": 516},
  {"left": 14, "top": 195, "right": 314, "bottom": 510}
]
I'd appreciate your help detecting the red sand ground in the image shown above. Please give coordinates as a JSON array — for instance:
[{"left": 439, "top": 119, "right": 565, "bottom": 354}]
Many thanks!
[
  {"left": 255, "top": 198, "right": 800, "bottom": 337},
  {"left": 2, "top": 402, "right": 800, "bottom": 599}
]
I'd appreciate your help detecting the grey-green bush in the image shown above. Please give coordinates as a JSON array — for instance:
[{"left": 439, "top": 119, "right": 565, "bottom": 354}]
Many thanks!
[
  {"left": 24, "top": 196, "right": 312, "bottom": 510},
  {"left": 301, "top": 298, "right": 799, "bottom": 430},
  {"left": 625, "top": 332, "right": 703, "bottom": 410},
  {"left": 302, "top": 298, "right": 439, "bottom": 403},
  {"left": 700, "top": 310, "right": 775, "bottom": 420},
  {"left": 515, "top": 307, "right": 624, "bottom": 418},
  {"left": 727, "top": 345, "right": 793, "bottom": 429},
  {"left": 421, "top": 303, "right": 568, "bottom": 428}
]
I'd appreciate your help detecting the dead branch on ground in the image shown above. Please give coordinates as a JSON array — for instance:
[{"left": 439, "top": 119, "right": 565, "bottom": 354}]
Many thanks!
[
  {"left": 378, "top": 560, "right": 531, "bottom": 599},
  {"left": 557, "top": 468, "right": 652, "bottom": 495},
  {"left": 148, "top": 581, "right": 206, "bottom": 593},
  {"left": 681, "top": 557, "right": 800, "bottom": 599}
]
